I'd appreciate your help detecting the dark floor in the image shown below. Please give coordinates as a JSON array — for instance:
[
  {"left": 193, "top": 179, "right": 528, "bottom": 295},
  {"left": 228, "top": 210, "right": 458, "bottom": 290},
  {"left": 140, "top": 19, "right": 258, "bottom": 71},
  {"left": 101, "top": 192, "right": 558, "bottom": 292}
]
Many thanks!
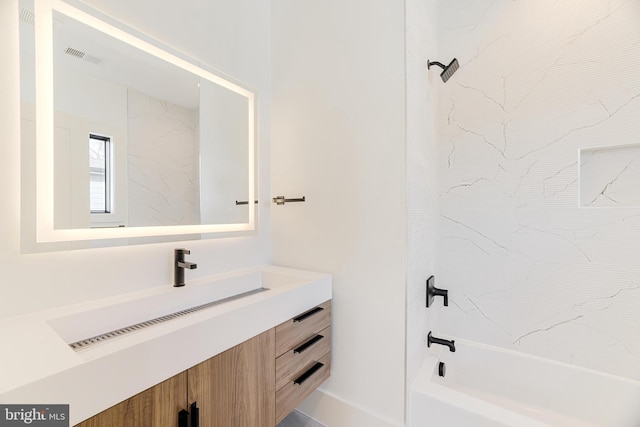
[{"left": 277, "top": 410, "right": 326, "bottom": 427}]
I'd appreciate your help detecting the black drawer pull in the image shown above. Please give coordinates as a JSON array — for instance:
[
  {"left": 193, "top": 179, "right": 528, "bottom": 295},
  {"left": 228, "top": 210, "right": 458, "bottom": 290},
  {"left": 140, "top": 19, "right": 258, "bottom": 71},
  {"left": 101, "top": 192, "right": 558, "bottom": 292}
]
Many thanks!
[
  {"left": 294, "top": 362, "right": 324, "bottom": 385},
  {"left": 178, "top": 409, "right": 189, "bottom": 427},
  {"left": 294, "top": 334, "right": 324, "bottom": 354},
  {"left": 293, "top": 306, "right": 324, "bottom": 323},
  {"left": 191, "top": 402, "right": 199, "bottom": 427}
]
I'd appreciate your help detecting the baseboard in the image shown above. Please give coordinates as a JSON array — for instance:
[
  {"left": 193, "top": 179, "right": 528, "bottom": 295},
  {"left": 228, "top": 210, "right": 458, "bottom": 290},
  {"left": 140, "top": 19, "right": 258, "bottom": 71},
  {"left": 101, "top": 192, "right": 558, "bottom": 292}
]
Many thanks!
[{"left": 297, "top": 389, "right": 404, "bottom": 427}]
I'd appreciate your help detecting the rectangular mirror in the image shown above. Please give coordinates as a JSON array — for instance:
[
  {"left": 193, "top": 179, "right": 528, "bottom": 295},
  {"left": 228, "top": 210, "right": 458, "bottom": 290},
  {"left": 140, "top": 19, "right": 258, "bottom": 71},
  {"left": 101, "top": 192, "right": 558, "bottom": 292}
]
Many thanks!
[{"left": 21, "top": 0, "right": 255, "bottom": 242}]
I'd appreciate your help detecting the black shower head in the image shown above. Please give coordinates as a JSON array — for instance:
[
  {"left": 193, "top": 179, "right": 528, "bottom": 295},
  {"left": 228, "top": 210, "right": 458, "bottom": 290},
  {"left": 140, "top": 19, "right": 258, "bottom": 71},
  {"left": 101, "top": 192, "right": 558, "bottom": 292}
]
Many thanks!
[{"left": 427, "top": 58, "right": 459, "bottom": 83}]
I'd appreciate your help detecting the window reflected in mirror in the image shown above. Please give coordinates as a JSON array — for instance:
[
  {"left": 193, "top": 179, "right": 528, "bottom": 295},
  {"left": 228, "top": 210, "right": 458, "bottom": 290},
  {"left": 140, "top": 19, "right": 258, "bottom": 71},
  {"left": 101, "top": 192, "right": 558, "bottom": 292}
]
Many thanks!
[
  {"left": 18, "top": 0, "right": 256, "bottom": 243},
  {"left": 89, "top": 134, "right": 111, "bottom": 215}
]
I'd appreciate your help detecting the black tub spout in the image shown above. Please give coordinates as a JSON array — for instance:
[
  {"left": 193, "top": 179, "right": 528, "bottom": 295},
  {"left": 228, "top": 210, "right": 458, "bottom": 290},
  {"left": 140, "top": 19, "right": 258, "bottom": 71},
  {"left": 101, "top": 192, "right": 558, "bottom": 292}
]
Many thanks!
[{"left": 428, "top": 331, "right": 455, "bottom": 352}]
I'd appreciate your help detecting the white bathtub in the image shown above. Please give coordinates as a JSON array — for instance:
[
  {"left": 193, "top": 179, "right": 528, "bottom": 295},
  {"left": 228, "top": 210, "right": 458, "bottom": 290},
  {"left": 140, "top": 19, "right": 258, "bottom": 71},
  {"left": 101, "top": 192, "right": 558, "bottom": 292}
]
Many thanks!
[{"left": 410, "top": 338, "right": 640, "bottom": 427}]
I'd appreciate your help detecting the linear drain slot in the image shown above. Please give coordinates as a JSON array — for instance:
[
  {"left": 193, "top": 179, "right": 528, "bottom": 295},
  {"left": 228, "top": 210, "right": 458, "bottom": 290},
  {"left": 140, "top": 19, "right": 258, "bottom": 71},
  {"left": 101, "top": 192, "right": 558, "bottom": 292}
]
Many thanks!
[{"left": 68, "top": 287, "right": 268, "bottom": 351}]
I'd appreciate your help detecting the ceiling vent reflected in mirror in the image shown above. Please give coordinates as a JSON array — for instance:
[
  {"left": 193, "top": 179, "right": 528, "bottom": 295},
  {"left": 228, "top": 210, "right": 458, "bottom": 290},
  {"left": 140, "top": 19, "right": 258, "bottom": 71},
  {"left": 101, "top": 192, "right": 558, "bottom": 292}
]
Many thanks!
[
  {"left": 20, "top": 8, "right": 61, "bottom": 30},
  {"left": 64, "top": 46, "right": 103, "bottom": 65},
  {"left": 20, "top": 8, "right": 35, "bottom": 24}
]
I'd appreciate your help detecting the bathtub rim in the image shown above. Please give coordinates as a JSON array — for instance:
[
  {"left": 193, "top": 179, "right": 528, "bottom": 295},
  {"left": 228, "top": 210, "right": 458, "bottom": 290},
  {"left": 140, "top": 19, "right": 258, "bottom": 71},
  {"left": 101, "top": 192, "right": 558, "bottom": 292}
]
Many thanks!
[
  {"left": 421, "top": 336, "right": 640, "bottom": 387},
  {"left": 410, "top": 336, "right": 640, "bottom": 427}
]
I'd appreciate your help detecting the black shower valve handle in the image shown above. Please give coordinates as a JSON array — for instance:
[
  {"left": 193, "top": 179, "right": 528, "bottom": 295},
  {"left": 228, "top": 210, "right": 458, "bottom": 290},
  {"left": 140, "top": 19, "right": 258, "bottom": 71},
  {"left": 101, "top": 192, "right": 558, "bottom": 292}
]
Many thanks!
[
  {"left": 426, "top": 275, "right": 449, "bottom": 308},
  {"left": 434, "top": 287, "right": 448, "bottom": 306}
]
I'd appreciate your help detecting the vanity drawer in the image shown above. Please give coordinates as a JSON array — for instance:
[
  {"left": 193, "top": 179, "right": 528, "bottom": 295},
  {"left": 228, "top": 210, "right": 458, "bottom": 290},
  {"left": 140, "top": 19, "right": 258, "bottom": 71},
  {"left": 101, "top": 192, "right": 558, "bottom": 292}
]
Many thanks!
[
  {"left": 275, "top": 352, "right": 331, "bottom": 424},
  {"left": 275, "top": 300, "right": 331, "bottom": 357},
  {"left": 276, "top": 326, "right": 331, "bottom": 391}
]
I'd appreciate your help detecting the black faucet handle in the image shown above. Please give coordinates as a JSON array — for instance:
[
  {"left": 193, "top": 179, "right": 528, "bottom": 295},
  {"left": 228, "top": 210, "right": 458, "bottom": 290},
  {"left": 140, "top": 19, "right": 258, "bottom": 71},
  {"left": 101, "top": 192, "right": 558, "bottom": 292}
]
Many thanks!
[
  {"left": 434, "top": 287, "right": 448, "bottom": 306},
  {"left": 426, "top": 276, "right": 450, "bottom": 307},
  {"left": 175, "top": 248, "right": 191, "bottom": 255}
]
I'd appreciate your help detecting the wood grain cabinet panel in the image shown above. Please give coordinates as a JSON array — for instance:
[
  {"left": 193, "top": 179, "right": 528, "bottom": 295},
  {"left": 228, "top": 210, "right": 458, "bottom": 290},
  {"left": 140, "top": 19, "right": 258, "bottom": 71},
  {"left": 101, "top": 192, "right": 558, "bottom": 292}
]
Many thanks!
[
  {"left": 275, "top": 352, "right": 331, "bottom": 424},
  {"left": 275, "top": 301, "right": 331, "bottom": 357},
  {"left": 275, "top": 326, "right": 331, "bottom": 391},
  {"left": 274, "top": 300, "right": 332, "bottom": 424},
  {"left": 74, "top": 372, "right": 187, "bottom": 427},
  {"left": 188, "top": 329, "right": 276, "bottom": 427}
]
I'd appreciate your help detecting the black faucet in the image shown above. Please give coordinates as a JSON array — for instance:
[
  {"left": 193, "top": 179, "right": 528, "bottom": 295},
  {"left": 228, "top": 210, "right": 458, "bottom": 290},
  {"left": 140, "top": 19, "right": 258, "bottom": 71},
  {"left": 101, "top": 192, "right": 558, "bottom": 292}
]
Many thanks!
[
  {"left": 428, "top": 331, "right": 455, "bottom": 352},
  {"left": 174, "top": 248, "right": 197, "bottom": 287}
]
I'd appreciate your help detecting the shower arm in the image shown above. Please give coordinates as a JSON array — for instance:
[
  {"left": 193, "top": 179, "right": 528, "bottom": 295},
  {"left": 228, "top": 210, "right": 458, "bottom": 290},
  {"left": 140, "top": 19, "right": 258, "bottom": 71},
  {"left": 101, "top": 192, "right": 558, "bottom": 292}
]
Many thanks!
[{"left": 427, "top": 60, "right": 447, "bottom": 70}]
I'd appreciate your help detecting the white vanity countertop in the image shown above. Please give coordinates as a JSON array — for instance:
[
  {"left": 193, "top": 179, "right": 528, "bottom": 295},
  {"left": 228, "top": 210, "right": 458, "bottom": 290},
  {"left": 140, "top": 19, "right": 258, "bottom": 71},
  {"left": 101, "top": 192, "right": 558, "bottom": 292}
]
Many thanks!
[{"left": 0, "top": 265, "right": 332, "bottom": 425}]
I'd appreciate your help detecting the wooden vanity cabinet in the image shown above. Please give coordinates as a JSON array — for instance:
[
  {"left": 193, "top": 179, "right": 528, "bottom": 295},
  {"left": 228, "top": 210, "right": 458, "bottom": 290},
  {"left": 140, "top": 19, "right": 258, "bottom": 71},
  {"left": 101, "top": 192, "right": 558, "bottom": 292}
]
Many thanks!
[
  {"left": 75, "top": 331, "right": 274, "bottom": 427},
  {"left": 187, "top": 329, "right": 275, "bottom": 427},
  {"left": 75, "top": 301, "right": 331, "bottom": 427},
  {"left": 75, "top": 372, "right": 187, "bottom": 427},
  {"left": 275, "top": 300, "right": 332, "bottom": 424}
]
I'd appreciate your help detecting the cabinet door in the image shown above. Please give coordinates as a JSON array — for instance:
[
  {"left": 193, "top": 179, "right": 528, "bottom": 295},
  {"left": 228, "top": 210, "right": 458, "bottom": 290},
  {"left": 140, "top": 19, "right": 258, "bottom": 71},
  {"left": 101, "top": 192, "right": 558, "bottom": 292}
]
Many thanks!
[
  {"left": 75, "top": 371, "right": 187, "bottom": 427},
  {"left": 188, "top": 329, "right": 275, "bottom": 427}
]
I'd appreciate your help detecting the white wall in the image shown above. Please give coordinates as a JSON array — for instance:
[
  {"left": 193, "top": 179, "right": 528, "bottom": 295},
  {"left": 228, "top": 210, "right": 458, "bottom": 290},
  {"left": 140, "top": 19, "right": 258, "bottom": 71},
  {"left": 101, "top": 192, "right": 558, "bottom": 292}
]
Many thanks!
[
  {"left": 437, "top": 0, "right": 640, "bottom": 380},
  {"left": 271, "top": 1, "right": 407, "bottom": 426},
  {"left": 1, "top": 0, "right": 271, "bottom": 318},
  {"left": 53, "top": 67, "right": 129, "bottom": 229},
  {"left": 199, "top": 79, "right": 250, "bottom": 225},
  {"left": 405, "top": 0, "right": 439, "bottom": 408}
]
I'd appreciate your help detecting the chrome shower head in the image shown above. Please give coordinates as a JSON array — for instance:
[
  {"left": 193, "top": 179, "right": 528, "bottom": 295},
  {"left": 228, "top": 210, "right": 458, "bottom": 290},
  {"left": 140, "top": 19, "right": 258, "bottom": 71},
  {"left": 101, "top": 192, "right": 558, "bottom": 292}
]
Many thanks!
[{"left": 427, "top": 58, "right": 459, "bottom": 83}]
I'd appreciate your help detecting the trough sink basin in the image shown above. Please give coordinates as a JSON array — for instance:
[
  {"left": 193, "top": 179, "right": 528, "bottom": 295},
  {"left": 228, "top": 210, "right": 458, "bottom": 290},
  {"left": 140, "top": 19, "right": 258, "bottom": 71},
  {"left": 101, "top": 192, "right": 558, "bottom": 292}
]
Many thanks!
[
  {"left": 46, "top": 267, "right": 313, "bottom": 352},
  {"left": 48, "top": 270, "right": 267, "bottom": 348}
]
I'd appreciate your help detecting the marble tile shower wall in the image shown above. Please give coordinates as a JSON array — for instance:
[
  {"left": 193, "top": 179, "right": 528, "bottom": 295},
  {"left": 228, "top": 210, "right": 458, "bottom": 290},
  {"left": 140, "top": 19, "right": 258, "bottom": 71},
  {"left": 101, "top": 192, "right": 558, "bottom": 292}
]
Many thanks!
[
  {"left": 437, "top": 0, "right": 640, "bottom": 379},
  {"left": 127, "top": 89, "right": 200, "bottom": 226}
]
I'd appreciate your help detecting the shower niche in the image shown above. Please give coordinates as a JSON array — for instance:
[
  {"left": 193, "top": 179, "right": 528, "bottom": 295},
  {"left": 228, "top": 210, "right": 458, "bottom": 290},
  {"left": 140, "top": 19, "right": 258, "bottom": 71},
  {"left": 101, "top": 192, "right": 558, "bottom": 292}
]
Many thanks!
[{"left": 580, "top": 144, "right": 640, "bottom": 208}]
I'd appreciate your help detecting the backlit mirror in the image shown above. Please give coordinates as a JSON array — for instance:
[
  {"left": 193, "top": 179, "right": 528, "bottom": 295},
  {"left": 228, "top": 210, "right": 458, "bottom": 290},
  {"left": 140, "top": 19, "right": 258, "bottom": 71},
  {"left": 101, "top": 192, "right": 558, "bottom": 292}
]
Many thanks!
[{"left": 21, "top": 0, "right": 255, "bottom": 242}]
